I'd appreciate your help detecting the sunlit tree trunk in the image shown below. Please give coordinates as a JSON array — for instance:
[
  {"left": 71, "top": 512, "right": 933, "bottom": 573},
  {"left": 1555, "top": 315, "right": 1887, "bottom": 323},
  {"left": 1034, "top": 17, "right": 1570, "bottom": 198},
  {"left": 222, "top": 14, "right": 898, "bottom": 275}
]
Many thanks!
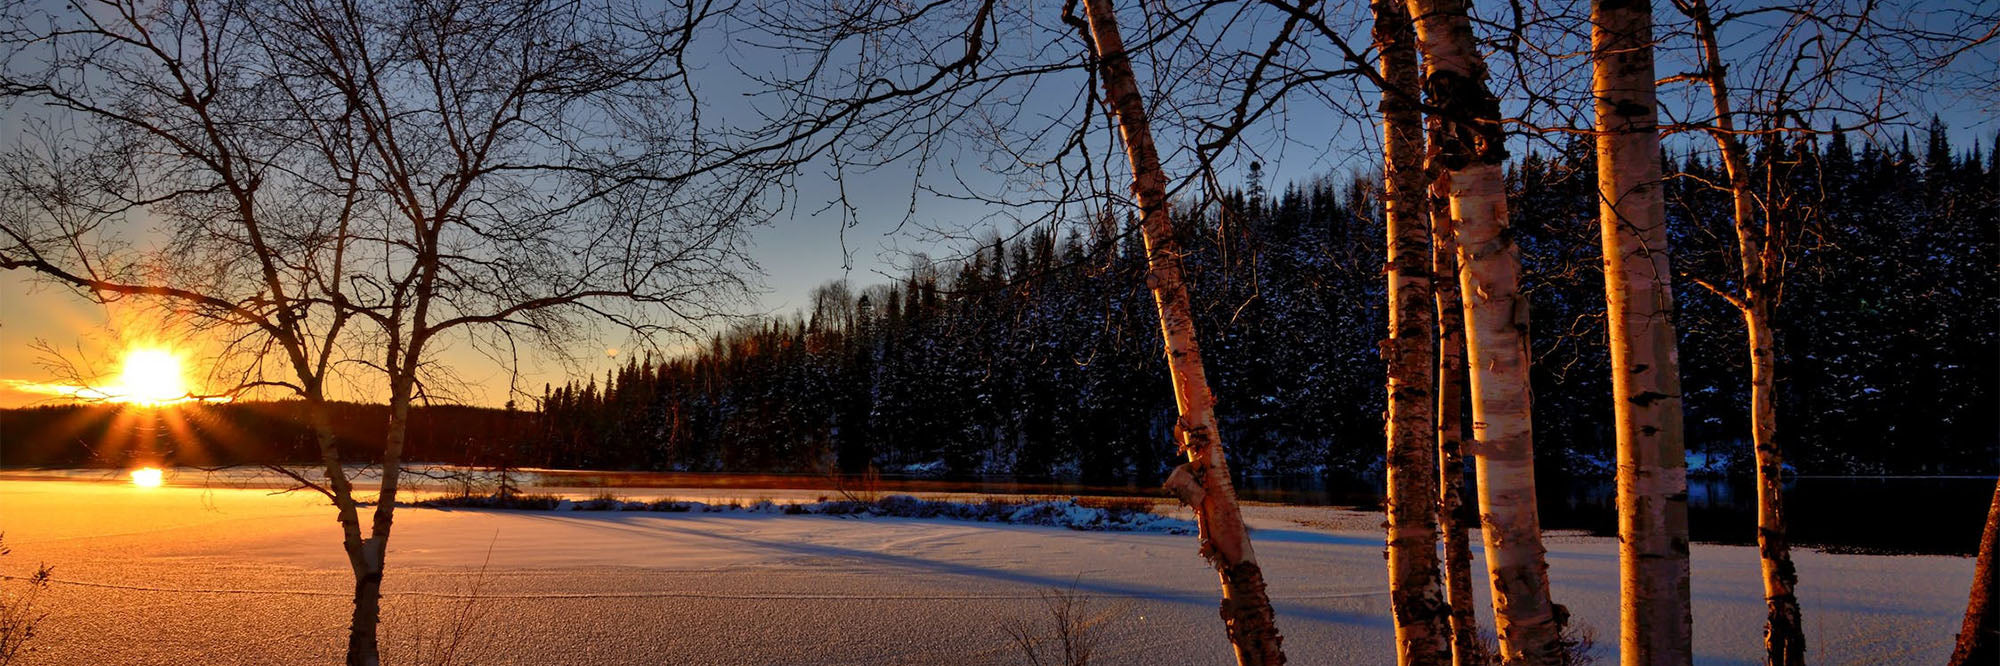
[
  {"left": 297, "top": 383, "right": 380, "bottom": 666},
  {"left": 1592, "top": 1, "right": 1693, "bottom": 663},
  {"left": 1741, "top": 297, "right": 1802, "bottom": 664},
  {"left": 346, "top": 373, "right": 412, "bottom": 666},
  {"left": 338, "top": 301, "right": 423, "bottom": 665},
  {"left": 1950, "top": 479, "right": 1999, "bottom": 666},
  {"left": 1675, "top": 1, "right": 1804, "bottom": 660},
  {"left": 1404, "top": 0, "right": 1564, "bottom": 662},
  {"left": 1375, "top": 0, "right": 1452, "bottom": 662},
  {"left": 1077, "top": 1, "right": 1284, "bottom": 663},
  {"left": 1432, "top": 185, "right": 1483, "bottom": 666},
  {"left": 268, "top": 342, "right": 379, "bottom": 665}
]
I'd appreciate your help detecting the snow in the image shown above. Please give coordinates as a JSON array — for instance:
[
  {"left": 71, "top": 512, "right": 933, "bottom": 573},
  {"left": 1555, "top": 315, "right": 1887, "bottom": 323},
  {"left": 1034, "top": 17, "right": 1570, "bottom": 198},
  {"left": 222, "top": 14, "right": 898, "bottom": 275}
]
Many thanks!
[
  {"left": 424, "top": 493, "right": 1196, "bottom": 534},
  {"left": 0, "top": 479, "right": 1974, "bottom": 665}
]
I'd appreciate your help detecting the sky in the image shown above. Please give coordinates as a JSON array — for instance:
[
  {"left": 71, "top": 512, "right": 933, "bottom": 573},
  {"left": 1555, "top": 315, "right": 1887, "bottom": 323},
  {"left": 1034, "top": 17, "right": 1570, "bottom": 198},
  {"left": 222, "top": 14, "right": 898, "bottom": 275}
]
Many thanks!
[{"left": 0, "top": 0, "right": 1992, "bottom": 409}]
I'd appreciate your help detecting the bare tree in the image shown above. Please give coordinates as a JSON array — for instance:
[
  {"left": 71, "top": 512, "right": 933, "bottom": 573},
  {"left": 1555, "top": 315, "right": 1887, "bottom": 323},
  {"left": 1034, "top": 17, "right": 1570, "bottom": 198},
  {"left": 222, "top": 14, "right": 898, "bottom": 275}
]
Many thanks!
[
  {"left": 1484, "top": 1, "right": 1992, "bottom": 661},
  {"left": 1, "top": 0, "right": 761, "bottom": 663},
  {"left": 1662, "top": 1, "right": 1809, "bottom": 659},
  {"left": 1, "top": 2, "right": 375, "bottom": 656},
  {"left": 1651, "top": 2, "right": 1996, "bottom": 661},
  {"left": 718, "top": 0, "right": 1360, "bottom": 657},
  {"left": 253, "top": 4, "right": 759, "bottom": 658},
  {"left": 1076, "top": 1, "right": 1284, "bottom": 662}
]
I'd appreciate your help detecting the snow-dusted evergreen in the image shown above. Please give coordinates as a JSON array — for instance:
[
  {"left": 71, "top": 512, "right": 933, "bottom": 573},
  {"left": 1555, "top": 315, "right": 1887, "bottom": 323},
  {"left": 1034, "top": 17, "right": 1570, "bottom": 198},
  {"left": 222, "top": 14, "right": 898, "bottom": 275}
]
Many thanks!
[
  {"left": 531, "top": 125, "right": 1997, "bottom": 480},
  {"left": 419, "top": 493, "right": 1196, "bottom": 534}
]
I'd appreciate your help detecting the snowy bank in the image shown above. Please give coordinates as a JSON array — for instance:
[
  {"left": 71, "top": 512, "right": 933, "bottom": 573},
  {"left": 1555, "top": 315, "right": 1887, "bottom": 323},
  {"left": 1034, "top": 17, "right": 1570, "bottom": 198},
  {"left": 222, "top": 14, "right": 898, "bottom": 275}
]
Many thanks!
[{"left": 415, "top": 492, "right": 1197, "bottom": 534}]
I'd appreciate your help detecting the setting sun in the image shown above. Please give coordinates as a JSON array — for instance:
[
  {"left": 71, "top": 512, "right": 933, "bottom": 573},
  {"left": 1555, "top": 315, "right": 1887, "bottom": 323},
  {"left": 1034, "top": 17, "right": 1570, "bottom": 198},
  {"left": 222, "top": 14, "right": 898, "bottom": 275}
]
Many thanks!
[
  {"left": 113, "top": 348, "right": 188, "bottom": 405},
  {"left": 129, "top": 467, "right": 164, "bottom": 488}
]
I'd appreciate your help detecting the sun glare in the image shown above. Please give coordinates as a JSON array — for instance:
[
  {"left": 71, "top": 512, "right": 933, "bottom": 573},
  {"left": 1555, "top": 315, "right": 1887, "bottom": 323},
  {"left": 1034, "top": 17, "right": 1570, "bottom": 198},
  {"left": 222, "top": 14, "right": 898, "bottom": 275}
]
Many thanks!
[
  {"left": 113, "top": 348, "right": 189, "bottom": 405},
  {"left": 130, "top": 467, "right": 165, "bottom": 488}
]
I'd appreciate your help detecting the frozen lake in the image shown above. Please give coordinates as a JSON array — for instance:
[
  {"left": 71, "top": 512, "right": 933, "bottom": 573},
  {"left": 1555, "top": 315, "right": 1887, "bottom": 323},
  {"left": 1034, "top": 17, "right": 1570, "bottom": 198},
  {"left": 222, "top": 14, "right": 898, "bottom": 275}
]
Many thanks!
[{"left": 0, "top": 478, "right": 1975, "bottom": 664}]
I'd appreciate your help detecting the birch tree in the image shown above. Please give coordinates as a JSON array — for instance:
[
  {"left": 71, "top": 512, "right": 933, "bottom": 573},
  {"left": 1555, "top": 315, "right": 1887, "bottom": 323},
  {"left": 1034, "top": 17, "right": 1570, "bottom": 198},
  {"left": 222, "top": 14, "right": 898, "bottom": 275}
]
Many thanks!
[
  {"left": 1664, "top": 1, "right": 1805, "bottom": 657},
  {"left": 3, "top": 0, "right": 759, "bottom": 662},
  {"left": 1402, "top": 0, "right": 1565, "bottom": 661},
  {"left": 1590, "top": 0, "right": 1692, "bottom": 661},
  {"left": 1653, "top": 3, "right": 1996, "bottom": 660},
  {"left": 253, "top": 2, "right": 758, "bottom": 659},
  {"left": 1076, "top": 1, "right": 1285, "bottom": 661},
  {"left": 717, "top": 0, "right": 1351, "bottom": 655},
  {"left": 1430, "top": 182, "right": 1483, "bottom": 666},
  {"left": 1373, "top": 0, "right": 1452, "bottom": 661},
  {"left": 1951, "top": 479, "right": 2000, "bottom": 666},
  {"left": 0, "top": 2, "right": 381, "bottom": 661}
]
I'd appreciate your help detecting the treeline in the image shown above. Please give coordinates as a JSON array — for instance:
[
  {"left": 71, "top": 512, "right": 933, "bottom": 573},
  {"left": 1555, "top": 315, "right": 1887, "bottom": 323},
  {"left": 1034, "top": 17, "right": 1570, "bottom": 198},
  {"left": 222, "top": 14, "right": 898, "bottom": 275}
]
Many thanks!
[
  {"left": 0, "top": 400, "right": 528, "bottom": 468},
  {"left": 537, "top": 169, "right": 1388, "bottom": 482},
  {"left": 534, "top": 124, "right": 1998, "bottom": 480},
  {"left": 5, "top": 127, "right": 1992, "bottom": 480}
]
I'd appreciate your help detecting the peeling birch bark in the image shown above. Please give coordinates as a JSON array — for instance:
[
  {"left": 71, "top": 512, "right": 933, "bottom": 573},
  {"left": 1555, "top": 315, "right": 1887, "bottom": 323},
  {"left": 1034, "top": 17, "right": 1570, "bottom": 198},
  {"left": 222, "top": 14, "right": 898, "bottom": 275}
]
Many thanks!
[
  {"left": 1375, "top": 0, "right": 1452, "bottom": 662},
  {"left": 1431, "top": 181, "right": 1484, "bottom": 666},
  {"left": 1404, "top": 0, "right": 1564, "bottom": 661},
  {"left": 1675, "top": 1, "right": 1805, "bottom": 660},
  {"left": 1592, "top": 1, "right": 1694, "bottom": 662},
  {"left": 1077, "top": 1, "right": 1284, "bottom": 663}
]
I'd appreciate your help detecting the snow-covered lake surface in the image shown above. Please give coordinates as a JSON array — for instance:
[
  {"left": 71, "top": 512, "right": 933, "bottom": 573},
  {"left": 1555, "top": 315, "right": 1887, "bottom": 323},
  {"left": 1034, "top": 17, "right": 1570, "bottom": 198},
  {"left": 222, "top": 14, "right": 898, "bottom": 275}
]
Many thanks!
[{"left": 0, "top": 478, "right": 1973, "bottom": 664}]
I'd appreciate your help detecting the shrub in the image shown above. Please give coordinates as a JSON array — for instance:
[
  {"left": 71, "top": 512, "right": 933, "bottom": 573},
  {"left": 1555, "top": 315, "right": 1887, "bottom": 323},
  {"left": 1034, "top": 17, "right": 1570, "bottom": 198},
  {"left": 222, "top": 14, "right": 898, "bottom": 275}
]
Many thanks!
[
  {"left": 575, "top": 493, "right": 627, "bottom": 511},
  {"left": 645, "top": 498, "right": 694, "bottom": 512},
  {"left": 0, "top": 534, "right": 52, "bottom": 666},
  {"left": 1001, "top": 581, "right": 1120, "bottom": 666}
]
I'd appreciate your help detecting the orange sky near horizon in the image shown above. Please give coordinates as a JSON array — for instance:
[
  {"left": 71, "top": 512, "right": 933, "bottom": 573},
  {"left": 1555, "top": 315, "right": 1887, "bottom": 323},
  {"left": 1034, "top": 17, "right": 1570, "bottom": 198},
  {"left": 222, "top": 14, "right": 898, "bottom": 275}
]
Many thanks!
[{"left": 0, "top": 269, "right": 645, "bottom": 410}]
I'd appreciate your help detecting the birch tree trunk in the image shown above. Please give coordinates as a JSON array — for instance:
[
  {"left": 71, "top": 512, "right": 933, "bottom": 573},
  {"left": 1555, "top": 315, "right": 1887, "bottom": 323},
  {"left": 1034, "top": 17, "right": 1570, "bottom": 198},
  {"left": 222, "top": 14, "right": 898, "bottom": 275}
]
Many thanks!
[
  {"left": 1591, "top": 2, "right": 1693, "bottom": 662},
  {"left": 1742, "top": 297, "right": 1802, "bottom": 665},
  {"left": 1375, "top": 0, "right": 1452, "bottom": 662},
  {"left": 1676, "top": 2, "right": 1805, "bottom": 660},
  {"left": 1077, "top": 1, "right": 1284, "bottom": 662},
  {"left": 300, "top": 383, "right": 383, "bottom": 666},
  {"left": 346, "top": 371, "right": 413, "bottom": 666},
  {"left": 1404, "top": 0, "right": 1565, "bottom": 661},
  {"left": 338, "top": 299, "right": 423, "bottom": 665},
  {"left": 1432, "top": 185, "right": 1484, "bottom": 666},
  {"left": 346, "top": 544, "right": 385, "bottom": 666},
  {"left": 1949, "top": 479, "right": 1999, "bottom": 666}
]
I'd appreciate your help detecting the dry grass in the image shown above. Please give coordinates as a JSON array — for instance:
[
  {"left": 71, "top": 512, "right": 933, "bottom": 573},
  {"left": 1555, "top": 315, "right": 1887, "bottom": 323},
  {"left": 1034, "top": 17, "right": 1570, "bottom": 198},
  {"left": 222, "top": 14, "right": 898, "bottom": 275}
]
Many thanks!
[
  {"left": 1001, "top": 579, "right": 1125, "bottom": 666},
  {"left": 419, "top": 492, "right": 563, "bottom": 510},
  {"left": 396, "top": 535, "right": 499, "bottom": 666},
  {"left": 825, "top": 464, "right": 884, "bottom": 504},
  {"left": 1558, "top": 618, "right": 1597, "bottom": 665},
  {"left": 1472, "top": 610, "right": 1597, "bottom": 665},
  {"left": 575, "top": 492, "right": 628, "bottom": 511},
  {"left": 1072, "top": 496, "right": 1158, "bottom": 514},
  {"left": 410, "top": 490, "right": 1188, "bottom": 532},
  {"left": 0, "top": 534, "right": 52, "bottom": 666},
  {"left": 645, "top": 497, "right": 695, "bottom": 512}
]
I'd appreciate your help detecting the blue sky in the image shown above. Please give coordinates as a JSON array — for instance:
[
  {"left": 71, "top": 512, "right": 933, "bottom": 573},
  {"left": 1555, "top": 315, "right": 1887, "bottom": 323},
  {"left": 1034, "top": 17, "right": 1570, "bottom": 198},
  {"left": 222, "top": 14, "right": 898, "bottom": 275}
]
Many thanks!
[{"left": 1, "top": 0, "right": 1992, "bottom": 407}]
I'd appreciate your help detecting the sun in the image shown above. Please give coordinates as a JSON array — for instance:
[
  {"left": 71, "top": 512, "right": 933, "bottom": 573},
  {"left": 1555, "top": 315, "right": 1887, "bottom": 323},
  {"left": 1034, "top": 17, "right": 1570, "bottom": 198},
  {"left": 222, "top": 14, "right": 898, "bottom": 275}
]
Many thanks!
[
  {"left": 130, "top": 467, "right": 165, "bottom": 488},
  {"left": 112, "top": 348, "right": 189, "bottom": 405}
]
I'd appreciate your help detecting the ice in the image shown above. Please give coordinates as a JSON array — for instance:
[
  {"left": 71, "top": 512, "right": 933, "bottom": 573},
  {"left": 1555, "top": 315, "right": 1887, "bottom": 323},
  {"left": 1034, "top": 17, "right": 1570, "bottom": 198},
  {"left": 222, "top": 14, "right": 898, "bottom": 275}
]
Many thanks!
[{"left": 0, "top": 479, "right": 1973, "bottom": 664}]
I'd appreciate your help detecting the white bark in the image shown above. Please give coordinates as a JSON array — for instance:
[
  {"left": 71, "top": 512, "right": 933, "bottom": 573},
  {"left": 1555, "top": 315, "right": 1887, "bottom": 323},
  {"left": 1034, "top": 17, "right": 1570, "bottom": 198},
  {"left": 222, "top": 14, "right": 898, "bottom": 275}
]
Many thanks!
[
  {"left": 1078, "top": 1, "right": 1285, "bottom": 662},
  {"left": 1591, "top": 1, "right": 1694, "bottom": 662}
]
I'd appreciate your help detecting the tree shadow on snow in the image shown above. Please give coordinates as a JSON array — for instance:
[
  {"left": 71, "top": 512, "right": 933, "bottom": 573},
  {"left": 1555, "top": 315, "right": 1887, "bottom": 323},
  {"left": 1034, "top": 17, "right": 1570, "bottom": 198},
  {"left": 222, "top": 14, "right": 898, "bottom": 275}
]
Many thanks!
[{"left": 504, "top": 511, "right": 1388, "bottom": 629}]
